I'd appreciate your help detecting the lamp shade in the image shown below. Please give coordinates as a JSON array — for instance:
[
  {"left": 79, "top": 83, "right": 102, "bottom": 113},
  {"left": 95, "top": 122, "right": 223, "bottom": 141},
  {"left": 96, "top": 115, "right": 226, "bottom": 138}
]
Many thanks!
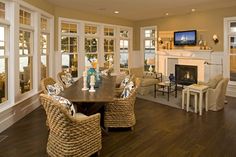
[{"left": 147, "top": 58, "right": 155, "bottom": 65}]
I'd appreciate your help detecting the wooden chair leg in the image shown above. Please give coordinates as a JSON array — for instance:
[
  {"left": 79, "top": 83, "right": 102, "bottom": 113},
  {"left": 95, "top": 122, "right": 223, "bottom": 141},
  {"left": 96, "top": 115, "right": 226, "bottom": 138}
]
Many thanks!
[
  {"left": 96, "top": 150, "right": 101, "bottom": 156},
  {"left": 131, "top": 126, "right": 134, "bottom": 131}
]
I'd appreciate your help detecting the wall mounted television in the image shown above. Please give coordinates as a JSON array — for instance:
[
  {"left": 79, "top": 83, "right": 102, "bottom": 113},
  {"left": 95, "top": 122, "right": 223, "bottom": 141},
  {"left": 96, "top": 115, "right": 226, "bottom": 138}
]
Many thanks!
[{"left": 174, "top": 30, "right": 197, "bottom": 46}]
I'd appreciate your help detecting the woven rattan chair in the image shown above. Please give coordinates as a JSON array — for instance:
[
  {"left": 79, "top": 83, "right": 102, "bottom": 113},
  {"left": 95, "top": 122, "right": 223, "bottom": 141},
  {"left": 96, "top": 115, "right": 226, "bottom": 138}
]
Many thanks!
[
  {"left": 40, "top": 94, "right": 102, "bottom": 157},
  {"left": 41, "top": 77, "right": 57, "bottom": 94},
  {"left": 104, "top": 78, "right": 140, "bottom": 131},
  {"left": 57, "top": 71, "right": 67, "bottom": 89}
]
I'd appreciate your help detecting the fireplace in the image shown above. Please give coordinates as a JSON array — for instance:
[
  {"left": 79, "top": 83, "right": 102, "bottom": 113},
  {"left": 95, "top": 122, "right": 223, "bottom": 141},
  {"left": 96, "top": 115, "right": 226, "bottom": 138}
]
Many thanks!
[{"left": 175, "top": 64, "right": 198, "bottom": 85}]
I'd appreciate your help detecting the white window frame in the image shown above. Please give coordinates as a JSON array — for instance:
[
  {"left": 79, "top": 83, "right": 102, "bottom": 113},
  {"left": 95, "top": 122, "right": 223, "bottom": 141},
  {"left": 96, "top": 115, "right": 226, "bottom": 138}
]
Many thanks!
[
  {"left": 58, "top": 17, "right": 133, "bottom": 77},
  {"left": 140, "top": 26, "right": 157, "bottom": 72}
]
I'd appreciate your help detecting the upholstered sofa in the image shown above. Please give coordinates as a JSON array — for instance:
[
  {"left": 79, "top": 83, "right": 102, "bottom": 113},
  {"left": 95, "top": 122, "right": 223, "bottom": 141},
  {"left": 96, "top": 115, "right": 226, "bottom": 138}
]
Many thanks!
[
  {"left": 129, "top": 67, "right": 162, "bottom": 95},
  {"left": 200, "top": 75, "right": 229, "bottom": 111}
]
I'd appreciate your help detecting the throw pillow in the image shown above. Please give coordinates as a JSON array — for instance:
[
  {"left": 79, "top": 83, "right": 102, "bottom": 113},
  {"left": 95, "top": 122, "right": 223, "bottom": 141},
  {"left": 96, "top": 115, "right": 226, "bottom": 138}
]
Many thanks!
[
  {"left": 47, "top": 83, "right": 64, "bottom": 96},
  {"left": 61, "top": 73, "right": 74, "bottom": 87},
  {"left": 120, "top": 81, "right": 134, "bottom": 98},
  {"left": 52, "top": 95, "right": 76, "bottom": 116}
]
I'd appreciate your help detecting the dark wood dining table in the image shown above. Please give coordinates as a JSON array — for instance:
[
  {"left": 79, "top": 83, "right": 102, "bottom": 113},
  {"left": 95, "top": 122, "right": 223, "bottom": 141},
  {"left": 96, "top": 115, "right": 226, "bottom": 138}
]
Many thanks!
[{"left": 59, "top": 76, "right": 116, "bottom": 103}]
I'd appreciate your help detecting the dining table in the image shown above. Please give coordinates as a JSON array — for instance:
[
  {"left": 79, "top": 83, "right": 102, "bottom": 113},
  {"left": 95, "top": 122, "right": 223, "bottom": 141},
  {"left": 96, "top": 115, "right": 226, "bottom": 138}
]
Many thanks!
[{"left": 59, "top": 75, "right": 116, "bottom": 115}]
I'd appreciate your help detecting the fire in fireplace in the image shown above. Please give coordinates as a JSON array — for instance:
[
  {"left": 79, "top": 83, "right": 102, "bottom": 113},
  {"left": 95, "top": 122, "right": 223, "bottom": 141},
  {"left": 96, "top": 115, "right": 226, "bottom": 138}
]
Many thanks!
[{"left": 175, "top": 64, "right": 198, "bottom": 85}]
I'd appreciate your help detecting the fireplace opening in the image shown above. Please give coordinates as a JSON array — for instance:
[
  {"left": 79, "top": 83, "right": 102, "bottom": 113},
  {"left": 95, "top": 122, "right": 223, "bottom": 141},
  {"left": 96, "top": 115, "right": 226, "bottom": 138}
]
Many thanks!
[{"left": 175, "top": 64, "right": 198, "bottom": 85}]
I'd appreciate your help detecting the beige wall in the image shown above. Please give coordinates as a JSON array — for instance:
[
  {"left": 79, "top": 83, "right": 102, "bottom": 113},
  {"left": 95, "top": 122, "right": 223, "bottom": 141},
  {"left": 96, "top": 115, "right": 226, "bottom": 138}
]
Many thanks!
[{"left": 134, "top": 6, "right": 236, "bottom": 51}]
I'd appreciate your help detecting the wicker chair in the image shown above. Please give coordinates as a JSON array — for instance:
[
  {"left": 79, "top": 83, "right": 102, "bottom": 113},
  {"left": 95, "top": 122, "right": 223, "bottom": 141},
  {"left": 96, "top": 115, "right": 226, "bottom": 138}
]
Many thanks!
[
  {"left": 104, "top": 78, "right": 140, "bottom": 130},
  {"left": 41, "top": 77, "right": 57, "bottom": 94},
  {"left": 39, "top": 94, "right": 102, "bottom": 157},
  {"left": 57, "top": 71, "right": 67, "bottom": 89}
]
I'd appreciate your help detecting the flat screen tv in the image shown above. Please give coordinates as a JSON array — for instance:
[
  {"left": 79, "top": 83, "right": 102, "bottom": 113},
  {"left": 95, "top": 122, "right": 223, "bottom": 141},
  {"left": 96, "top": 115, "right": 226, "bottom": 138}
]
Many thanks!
[{"left": 174, "top": 30, "right": 197, "bottom": 46}]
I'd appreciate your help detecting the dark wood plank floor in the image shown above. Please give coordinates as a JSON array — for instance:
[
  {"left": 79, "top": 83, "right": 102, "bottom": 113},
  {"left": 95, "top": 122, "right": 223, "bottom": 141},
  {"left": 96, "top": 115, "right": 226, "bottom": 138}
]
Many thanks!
[{"left": 0, "top": 97, "right": 236, "bottom": 157}]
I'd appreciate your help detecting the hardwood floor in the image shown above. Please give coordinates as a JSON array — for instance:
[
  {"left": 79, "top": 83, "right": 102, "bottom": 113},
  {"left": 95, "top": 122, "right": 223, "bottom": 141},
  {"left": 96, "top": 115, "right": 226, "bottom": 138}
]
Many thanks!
[{"left": 0, "top": 97, "right": 236, "bottom": 157}]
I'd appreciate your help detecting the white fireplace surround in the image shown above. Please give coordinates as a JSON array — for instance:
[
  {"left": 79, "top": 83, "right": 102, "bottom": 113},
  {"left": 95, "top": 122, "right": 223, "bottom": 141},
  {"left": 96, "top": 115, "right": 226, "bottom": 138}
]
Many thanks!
[{"left": 157, "top": 50, "right": 223, "bottom": 83}]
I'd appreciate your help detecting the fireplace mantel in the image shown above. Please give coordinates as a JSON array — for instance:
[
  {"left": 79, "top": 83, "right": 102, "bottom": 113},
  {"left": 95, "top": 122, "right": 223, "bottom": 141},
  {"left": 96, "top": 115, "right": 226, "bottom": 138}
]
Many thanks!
[{"left": 157, "top": 50, "right": 223, "bottom": 82}]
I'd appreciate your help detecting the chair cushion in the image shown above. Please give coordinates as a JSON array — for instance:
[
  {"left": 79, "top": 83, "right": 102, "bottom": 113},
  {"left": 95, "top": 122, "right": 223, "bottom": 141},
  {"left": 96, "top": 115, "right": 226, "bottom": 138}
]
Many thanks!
[
  {"left": 207, "top": 74, "right": 223, "bottom": 89},
  {"left": 52, "top": 95, "right": 76, "bottom": 116},
  {"left": 141, "top": 78, "right": 159, "bottom": 87},
  {"left": 120, "top": 81, "right": 134, "bottom": 98},
  {"left": 47, "top": 83, "right": 64, "bottom": 96},
  {"left": 74, "top": 112, "right": 88, "bottom": 118}
]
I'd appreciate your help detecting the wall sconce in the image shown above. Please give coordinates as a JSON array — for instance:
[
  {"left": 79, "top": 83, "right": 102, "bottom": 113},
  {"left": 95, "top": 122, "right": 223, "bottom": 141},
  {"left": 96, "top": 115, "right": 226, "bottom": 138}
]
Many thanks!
[
  {"left": 158, "top": 37, "right": 163, "bottom": 44},
  {"left": 213, "top": 34, "right": 219, "bottom": 44}
]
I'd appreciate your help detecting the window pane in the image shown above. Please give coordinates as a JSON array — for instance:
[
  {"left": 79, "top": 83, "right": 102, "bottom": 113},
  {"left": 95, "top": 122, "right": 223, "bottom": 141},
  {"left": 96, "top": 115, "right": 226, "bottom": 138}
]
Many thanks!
[
  {"left": 19, "top": 31, "right": 31, "bottom": 55},
  {"left": 19, "top": 56, "right": 33, "bottom": 93},
  {"left": 62, "top": 54, "right": 78, "bottom": 77},
  {"left": 104, "top": 39, "right": 114, "bottom": 53},
  {"left": 61, "top": 23, "right": 77, "bottom": 33},
  {"left": 145, "top": 29, "right": 155, "bottom": 38},
  {"left": 104, "top": 54, "right": 114, "bottom": 69},
  {"left": 120, "top": 30, "right": 128, "bottom": 38},
  {"left": 120, "top": 40, "right": 129, "bottom": 69},
  {"left": 230, "top": 22, "right": 236, "bottom": 33},
  {"left": 104, "top": 28, "right": 114, "bottom": 36},
  {"left": 19, "top": 9, "right": 31, "bottom": 25},
  {"left": 41, "top": 55, "right": 48, "bottom": 79},
  {"left": 41, "top": 34, "right": 49, "bottom": 80},
  {"left": 41, "top": 17, "right": 48, "bottom": 31},
  {"left": 0, "top": 58, "right": 7, "bottom": 103},
  {"left": 85, "top": 25, "right": 97, "bottom": 35},
  {"left": 0, "top": 2, "right": 5, "bottom": 19},
  {"left": 85, "top": 38, "right": 98, "bottom": 53}
]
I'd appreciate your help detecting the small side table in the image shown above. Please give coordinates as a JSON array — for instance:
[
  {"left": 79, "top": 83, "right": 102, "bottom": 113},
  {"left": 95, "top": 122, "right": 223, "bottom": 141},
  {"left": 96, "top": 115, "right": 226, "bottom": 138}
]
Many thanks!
[
  {"left": 186, "top": 84, "right": 209, "bottom": 116},
  {"left": 156, "top": 81, "right": 177, "bottom": 101}
]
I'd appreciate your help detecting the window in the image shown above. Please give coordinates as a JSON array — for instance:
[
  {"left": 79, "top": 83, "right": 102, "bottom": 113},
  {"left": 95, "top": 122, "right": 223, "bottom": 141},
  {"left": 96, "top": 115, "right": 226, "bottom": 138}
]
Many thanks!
[
  {"left": 104, "top": 28, "right": 114, "bottom": 36},
  {"left": 19, "top": 30, "right": 33, "bottom": 93},
  {"left": 104, "top": 38, "right": 115, "bottom": 69},
  {"left": 85, "top": 25, "right": 97, "bottom": 35},
  {"left": 19, "top": 8, "right": 33, "bottom": 94},
  {"left": 0, "top": 25, "right": 8, "bottom": 103},
  {"left": 40, "top": 17, "right": 50, "bottom": 80},
  {"left": 40, "top": 34, "right": 49, "bottom": 79},
  {"left": 119, "top": 29, "right": 130, "bottom": 70},
  {"left": 84, "top": 24, "right": 99, "bottom": 68},
  {"left": 0, "top": 2, "right": 5, "bottom": 19},
  {"left": 19, "top": 9, "right": 31, "bottom": 26},
  {"left": 143, "top": 28, "right": 156, "bottom": 72},
  {"left": 85, "top": 37, "right": 98, "bottom": 68},
  {"left": 120, "top": 39, "right": 129, "bottom": 69},
  {"left": 61, "top": 22, "right": 78, "bottom": 77}
]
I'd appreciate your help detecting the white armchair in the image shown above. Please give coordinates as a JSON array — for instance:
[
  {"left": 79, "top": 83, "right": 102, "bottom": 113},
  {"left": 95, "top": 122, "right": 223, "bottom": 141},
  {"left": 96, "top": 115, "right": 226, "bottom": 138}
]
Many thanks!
[{"left": 207, "top": 78, "right": 229, "bottom": 111}]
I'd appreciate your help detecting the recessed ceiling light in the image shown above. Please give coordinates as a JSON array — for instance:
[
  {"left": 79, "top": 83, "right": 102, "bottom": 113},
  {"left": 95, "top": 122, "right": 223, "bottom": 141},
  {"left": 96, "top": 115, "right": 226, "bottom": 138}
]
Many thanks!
[
  {"left": 165, "top": 13, "right": 169, "bottom": 16},
  {"left": 114, "top": 11, "right": 119, "bottom": 14},
  {"left": 191, "top": 8, "right": 196, "bottom": 12}
]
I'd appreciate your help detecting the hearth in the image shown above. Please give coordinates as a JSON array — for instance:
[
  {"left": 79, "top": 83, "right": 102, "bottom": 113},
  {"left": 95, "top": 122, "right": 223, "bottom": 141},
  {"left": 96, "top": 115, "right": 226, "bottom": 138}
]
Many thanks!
[{"left": 175, "top": 64, "right": 197, "bottom": 85}]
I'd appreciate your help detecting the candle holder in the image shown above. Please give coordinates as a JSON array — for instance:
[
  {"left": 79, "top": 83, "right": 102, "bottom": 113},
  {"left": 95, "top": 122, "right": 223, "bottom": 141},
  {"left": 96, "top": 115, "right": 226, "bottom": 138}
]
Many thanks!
[
  {"left": 89, "top": 75, "right": 96, "bottom": 92},
  {"left": 82, "top": 71, "right": 89, "bottom": 91},
  {"left": 89, "top": 82, "right": 96, "bottom": 92}
]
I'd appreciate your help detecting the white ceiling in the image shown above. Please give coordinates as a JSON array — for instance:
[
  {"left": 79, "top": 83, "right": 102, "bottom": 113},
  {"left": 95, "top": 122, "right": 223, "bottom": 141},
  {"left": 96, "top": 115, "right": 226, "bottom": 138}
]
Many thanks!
[{"left": 47, "top": 0, "right": 236, "bottom": 21}]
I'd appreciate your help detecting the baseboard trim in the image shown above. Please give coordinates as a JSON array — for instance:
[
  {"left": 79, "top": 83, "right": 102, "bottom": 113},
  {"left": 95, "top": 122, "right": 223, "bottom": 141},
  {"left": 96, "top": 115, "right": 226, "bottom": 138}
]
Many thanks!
[{"left": 0, "top": 94, "right": 40, "bottom": 133}]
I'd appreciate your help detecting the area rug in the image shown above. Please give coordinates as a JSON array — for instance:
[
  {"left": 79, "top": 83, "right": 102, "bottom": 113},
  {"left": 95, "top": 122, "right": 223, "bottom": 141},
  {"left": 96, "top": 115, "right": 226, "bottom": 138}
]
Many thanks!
[{"left": 137, "top": 90, "right": 195, "bottom": 112}]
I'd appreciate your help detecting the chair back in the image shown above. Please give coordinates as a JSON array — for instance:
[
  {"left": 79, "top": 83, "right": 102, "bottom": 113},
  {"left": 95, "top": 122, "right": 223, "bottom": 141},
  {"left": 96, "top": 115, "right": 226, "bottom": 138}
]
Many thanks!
[
  {"left": 39, "top": 94, "right": 73, "bottom": 133},
  {"left": 129, "top": 67, "right": 144, "bottom": 78},
  {"left": 41, "top": 77, "right": 57, "bottom": 94},
  {"left": 57, "top": 71, "right": 67, "bottom": 88}
]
